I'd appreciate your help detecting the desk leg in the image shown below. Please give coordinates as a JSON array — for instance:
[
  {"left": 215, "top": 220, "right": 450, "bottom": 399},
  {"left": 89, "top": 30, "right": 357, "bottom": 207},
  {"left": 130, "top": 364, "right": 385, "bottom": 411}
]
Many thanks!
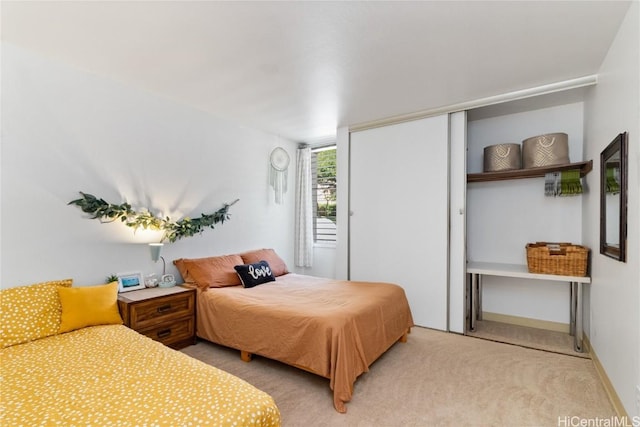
[
  {"left": 570, "top": 282, "right": 576, "bottom": 337},
  {"left": 477, "top": 274, "right": 483, "bottom": 321},
  {"left": 574, "top": 282, "right": 583, "bottom": 353},
  {"left": 470, "top": 273, "right": 477, "bottom": 331}
]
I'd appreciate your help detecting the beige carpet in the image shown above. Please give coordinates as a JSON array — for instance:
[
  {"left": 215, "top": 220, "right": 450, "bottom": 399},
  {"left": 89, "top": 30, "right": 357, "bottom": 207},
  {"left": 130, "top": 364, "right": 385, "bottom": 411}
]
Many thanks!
[
  {"left": 466, "top": 320, "right": 590, "bottom": 359},
  {"left": 182, "top": 327, "right": 614, "bottom": 426}
]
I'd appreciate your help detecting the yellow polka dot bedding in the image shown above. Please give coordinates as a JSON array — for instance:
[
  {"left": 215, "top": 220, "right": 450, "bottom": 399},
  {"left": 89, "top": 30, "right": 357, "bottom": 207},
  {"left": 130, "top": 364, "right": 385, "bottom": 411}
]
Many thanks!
[{"left": 0, "top": 281, "right": 281, "bottom": 426}]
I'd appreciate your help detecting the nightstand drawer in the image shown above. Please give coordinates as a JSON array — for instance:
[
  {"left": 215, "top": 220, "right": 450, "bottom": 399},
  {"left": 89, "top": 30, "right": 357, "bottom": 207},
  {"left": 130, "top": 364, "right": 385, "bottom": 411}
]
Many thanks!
[
  {"left": 118, "top": 286, "right": 196, "bottom": 350},
  {"left": 138, "top": 317, "right": 194, "bottom": 347},
  {"left": 129, "top": 292, "right": 194, "bottom": 330}
]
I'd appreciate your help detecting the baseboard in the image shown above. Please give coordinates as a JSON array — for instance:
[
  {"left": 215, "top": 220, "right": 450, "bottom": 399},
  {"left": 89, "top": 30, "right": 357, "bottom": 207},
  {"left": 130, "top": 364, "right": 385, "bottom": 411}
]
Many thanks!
[
  {"left": 482, "top": 312, "right": 569, "bottom": 333},
  {"left": 585, "top": 335, "right": 630, "bottom": 420}
]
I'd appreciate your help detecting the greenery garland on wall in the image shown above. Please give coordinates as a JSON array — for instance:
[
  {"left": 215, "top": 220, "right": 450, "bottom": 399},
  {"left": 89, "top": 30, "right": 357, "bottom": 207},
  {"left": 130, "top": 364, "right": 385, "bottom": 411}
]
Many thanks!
[{"left": 68, "top": 192, "right": 239, "bottom": 243}]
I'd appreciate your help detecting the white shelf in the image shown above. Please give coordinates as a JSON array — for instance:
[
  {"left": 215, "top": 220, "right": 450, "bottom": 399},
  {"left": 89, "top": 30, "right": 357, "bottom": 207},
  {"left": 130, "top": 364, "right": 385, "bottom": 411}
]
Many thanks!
[{"left": 466, "top": 261, "right": 591, "bottom": 284}]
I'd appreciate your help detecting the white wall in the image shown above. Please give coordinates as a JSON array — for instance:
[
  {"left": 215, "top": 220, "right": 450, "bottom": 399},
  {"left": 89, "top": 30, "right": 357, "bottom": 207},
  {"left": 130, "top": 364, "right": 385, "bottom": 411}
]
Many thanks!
[
  {"left": 295, "top": 245, "right": 336, "bottom": 278},
  {"left": 0, "top": 43, "right": 296, "bottom": 288},
  {"left": 583, "top": 1, "right": 639, "bottom": 417},
  {"left": 467, "top": 103, "right": 585, "bottom": 324}
]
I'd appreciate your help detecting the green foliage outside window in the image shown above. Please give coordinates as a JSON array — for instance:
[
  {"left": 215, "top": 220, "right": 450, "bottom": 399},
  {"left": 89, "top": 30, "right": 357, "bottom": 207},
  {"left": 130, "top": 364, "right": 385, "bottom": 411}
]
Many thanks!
[{"left": 316, "top": 149, "right": 336, "bottom": 222}]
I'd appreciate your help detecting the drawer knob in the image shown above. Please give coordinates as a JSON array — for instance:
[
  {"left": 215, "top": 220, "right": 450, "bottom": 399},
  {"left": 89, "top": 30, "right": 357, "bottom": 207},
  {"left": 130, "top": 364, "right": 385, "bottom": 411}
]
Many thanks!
[
  {"left": 157, "top": 304, "right": 172, "bottom": 313},
  {"left": 157, "top": 329, "right": 172, "bottom": 338}
]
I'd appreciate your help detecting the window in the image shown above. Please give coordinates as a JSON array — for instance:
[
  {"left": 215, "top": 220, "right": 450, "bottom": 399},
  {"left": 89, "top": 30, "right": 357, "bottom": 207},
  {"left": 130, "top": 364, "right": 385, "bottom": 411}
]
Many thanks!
[{"left": 311, "top": 146, "right": 336, "bottom": 244}]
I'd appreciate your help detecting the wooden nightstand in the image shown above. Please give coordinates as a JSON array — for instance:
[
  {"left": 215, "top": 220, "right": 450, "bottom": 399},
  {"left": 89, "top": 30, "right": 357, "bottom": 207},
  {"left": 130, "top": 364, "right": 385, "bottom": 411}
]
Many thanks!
[{"left": 117, "top": 286, "right": 196, "bottom": 350}]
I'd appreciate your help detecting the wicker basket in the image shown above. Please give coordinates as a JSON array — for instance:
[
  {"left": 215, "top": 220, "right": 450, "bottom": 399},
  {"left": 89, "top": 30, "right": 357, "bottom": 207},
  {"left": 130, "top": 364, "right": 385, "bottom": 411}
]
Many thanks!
[
  {"left": 522, "top": 133, "right": 569, "bottom": 168},
  {"left": 526, "top": 242, "right": 589, "bottom": 276},
  {"left": 483, "top": 143, "right": 522, "bottom": 172}
]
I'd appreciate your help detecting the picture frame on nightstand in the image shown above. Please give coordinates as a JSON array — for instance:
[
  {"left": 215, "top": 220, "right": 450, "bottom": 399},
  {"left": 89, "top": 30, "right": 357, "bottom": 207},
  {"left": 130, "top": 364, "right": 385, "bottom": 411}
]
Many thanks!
[{"left": 117, "top": 271, "right": 145, "bottom": 293}]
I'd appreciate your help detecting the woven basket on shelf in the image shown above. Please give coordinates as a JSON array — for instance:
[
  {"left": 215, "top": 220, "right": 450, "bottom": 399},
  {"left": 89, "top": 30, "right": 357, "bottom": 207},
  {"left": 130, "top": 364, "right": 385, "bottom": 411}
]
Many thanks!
[{"left": 525, "top": 242, "right": 589, "bottom": 277}]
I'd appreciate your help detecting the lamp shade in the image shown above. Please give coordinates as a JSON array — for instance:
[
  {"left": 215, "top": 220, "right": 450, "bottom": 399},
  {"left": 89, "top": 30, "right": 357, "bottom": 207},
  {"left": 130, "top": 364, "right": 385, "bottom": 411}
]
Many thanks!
[{"left": 149, "top": 243, "right": 163, "bottom": 262}]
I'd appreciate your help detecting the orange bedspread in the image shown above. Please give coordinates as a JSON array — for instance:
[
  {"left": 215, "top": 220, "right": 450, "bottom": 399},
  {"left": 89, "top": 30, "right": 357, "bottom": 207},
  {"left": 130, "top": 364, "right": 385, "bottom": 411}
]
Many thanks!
[{"left": 196, "top": 273, "right": 414, "bottom": 413}]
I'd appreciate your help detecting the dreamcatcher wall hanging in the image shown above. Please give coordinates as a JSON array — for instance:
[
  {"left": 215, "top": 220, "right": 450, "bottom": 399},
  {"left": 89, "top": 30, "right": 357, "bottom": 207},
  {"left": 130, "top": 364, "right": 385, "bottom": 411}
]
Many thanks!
[{"left": 269, "top": 147, "right": 290, "bottom": 204}]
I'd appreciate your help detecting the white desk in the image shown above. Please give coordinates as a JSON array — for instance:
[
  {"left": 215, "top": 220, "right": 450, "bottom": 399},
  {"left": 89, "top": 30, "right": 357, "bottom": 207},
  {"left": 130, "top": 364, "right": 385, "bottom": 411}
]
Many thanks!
[{"left": 466, "top": 262, "right": 591, "bottom": 352}]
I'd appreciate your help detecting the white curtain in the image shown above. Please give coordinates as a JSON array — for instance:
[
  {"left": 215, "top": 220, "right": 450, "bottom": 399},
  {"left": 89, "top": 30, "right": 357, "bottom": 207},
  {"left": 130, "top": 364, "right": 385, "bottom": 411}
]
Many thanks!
[{"left": 295, "top": 145, "right": 313, "bottom": 267}]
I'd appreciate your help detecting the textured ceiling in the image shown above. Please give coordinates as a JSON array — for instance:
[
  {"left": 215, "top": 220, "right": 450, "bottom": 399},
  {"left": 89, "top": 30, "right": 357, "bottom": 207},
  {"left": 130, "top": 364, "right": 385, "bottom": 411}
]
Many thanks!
[{"left": 1, "top": 1, "right": 631, "bottom": 143}]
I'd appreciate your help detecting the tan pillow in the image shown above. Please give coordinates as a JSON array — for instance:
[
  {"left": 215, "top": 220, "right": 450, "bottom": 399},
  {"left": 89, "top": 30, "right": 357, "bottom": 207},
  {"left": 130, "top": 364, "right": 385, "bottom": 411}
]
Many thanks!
[
  {"left": 173, "top": 258, "right": 192, "bottom": 283},
  {"left": 0, "top": 279, "right": 73, "bottom": 348},
  {"left": 178, "top": 254, "right": 244, "bottom": 289},
  {"left": 240, "top": 248, "right": 289, "bottom": 277}
]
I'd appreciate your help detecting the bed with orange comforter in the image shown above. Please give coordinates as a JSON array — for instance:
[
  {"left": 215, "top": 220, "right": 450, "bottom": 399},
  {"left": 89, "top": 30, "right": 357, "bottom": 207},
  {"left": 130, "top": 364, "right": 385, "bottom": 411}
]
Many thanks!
[{"left": 195, "top": 273, "right": 414, "bottom": 413}]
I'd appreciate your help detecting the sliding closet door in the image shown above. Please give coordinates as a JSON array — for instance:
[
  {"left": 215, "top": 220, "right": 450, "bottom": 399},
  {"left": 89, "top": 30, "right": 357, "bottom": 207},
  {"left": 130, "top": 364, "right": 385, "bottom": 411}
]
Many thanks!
[
  {"left": 449, "top": 111, "right": 467, "bottom": 333},
  {"left": 350, "top": 115, "right": 449, "bottom": 330}
]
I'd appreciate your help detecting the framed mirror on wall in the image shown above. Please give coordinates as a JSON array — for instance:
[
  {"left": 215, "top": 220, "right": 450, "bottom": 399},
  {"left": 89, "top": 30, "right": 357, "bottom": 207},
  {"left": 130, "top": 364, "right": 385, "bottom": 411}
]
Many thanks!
[{"left": 600, "top": 132, "right": 628, "bottom": 262}]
